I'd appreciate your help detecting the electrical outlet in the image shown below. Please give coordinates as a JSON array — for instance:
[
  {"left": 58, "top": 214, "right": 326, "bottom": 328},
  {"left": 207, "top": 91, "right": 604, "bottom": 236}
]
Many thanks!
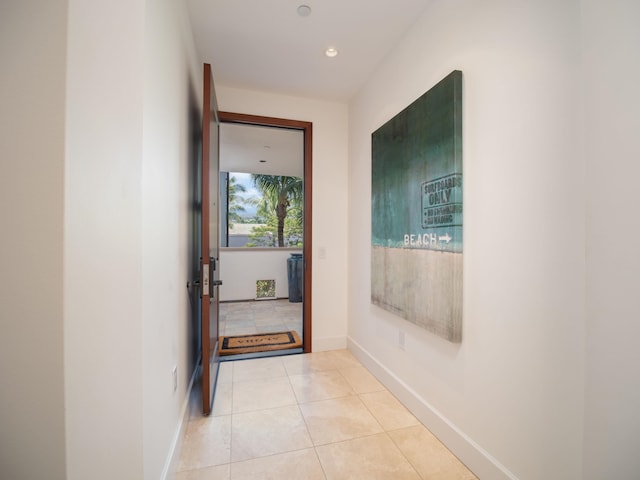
[
  {"left": 398, "top": 330, "right": 405, "bottom": 350},
  {"left": 172, "top": 366, "right": 178, "bottom": 392}
]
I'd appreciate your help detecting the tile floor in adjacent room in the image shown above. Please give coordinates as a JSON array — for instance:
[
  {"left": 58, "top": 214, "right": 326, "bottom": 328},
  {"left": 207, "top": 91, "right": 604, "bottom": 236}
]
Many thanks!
[
  {"left": 219, "top": 299, "right": 303, "bottom": 340},
  {"left": 176, "top": 349, "right": 477, "bottom": 480}
]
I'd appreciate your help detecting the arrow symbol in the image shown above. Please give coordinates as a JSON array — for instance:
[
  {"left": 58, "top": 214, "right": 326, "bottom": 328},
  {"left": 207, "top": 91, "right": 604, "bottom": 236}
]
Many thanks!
[{"left": 439, "top": 233, "right": 451, "bottom": 243}]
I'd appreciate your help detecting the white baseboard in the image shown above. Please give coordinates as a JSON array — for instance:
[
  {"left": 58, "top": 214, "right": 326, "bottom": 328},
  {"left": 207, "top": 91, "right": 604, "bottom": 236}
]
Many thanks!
[
  {"left": 312, "top": 335, "right": 347, "bottom": 352},
  {"left": 347, "top": 337, "right": 518, "bottom": 480},
  {"left": 160, "top": 366, "right": 198, "bottom": 480}
]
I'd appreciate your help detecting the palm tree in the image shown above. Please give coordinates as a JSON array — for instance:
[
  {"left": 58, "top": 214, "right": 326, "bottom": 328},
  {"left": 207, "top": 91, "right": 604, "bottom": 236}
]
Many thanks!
[
  {"left": 228, "top": 175, "right": 250, "bottom": 223},
  {"left": 251, "top": 174, "right": 303, "bottom": 247}
]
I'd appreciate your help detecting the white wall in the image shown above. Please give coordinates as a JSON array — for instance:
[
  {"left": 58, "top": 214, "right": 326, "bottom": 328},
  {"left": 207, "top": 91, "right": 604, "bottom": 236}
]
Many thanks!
[
  {"left": 65, "top": 0, "right": 145, "bottom": 477},
  {"left": 582, "top": 0, "right": 640, "bottom": 478},
  {"left": 0, "top": 1, "right": 68, "bottom": 479},
  {"left": 348, "top": 1, "right": 585, "bottom": 479},
  {"left": 142, "top": 1, "right": 203, "bottom": 479},
  {"left": 220, "top": 249, "right": 303, "bottom": 301},
  {"left": 65, "top": 0, "right": 201, "bottom": 479},
  {"left": 216, "top": 86, "right": 349, "bottom": 351}
]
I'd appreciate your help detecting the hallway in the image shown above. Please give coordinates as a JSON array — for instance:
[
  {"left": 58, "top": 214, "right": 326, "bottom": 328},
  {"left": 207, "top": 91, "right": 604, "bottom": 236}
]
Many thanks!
[{"left": 176, "top": 350, "right": 476, "bottom": 479}]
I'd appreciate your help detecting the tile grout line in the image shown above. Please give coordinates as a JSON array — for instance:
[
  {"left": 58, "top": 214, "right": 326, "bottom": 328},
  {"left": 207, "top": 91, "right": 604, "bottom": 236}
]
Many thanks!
[
  {"left": 288, "top": 356, "right": 331, "bottom": 480},
  {"left": 385, "top": 428, "right": 427, "bottom": 480},
  {"left": 227, "top": 360, "right": 235, "bottom": 474}
]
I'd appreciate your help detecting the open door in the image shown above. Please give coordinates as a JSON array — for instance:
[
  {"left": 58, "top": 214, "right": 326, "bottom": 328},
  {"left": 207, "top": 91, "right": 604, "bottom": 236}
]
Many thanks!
[
  {"left": 201, "top": 63, "right": 221, "bottom": 415},
  {"left": 218, "top": 112, "right": 313, "bottom": 353}
]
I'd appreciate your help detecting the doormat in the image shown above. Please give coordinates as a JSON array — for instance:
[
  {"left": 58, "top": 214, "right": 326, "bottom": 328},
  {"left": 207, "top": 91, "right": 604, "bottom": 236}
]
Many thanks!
[{"left": 219, "top": 331, "right": 302, "bottom": 356}]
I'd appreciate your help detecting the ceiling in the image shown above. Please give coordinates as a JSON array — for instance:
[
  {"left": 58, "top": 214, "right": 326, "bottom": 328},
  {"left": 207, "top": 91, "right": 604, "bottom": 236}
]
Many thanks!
[
  {"left": 219, "top": 123, "right": 304, "bottom": 177},
  {"left": 186, "top": 0, "right": 431, "bottom": 103},
  {"left": 189, "top": 1, "right": 431, "bottom": 176}
]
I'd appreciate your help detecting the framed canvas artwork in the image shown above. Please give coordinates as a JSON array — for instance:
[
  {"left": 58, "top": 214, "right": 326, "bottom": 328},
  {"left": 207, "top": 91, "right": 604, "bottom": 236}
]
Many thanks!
[{"left": 371, "top": 70, "right": 463, "bottom": 342}]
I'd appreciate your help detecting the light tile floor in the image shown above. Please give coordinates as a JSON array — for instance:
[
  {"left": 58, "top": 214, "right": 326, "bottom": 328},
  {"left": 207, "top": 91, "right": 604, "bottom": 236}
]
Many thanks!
[
  {"left": 219, "top": 299, "right": 303, "bottom": 341},
  {"left": 177, "top": 349, "right": 478, "bottom": 480}
]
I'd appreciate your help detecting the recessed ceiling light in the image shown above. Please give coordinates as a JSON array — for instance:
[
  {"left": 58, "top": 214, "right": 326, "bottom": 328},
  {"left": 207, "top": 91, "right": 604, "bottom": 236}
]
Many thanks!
[
  {"left": 297, "top": 5, "right": 311, "bottom": 17},
  {"left": 325, "top": 47, "right": 338, "bottom": 58}
]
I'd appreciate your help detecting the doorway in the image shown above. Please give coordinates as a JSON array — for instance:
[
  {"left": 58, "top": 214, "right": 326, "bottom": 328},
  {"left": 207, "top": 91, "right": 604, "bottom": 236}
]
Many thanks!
[{"left": 218, "top": 112, "right": 312, "bottom": 356}]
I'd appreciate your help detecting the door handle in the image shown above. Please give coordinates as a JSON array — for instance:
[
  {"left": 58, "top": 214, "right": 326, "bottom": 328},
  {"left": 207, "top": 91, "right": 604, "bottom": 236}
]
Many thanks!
[{"left": 212, "top": 280, "right": 223, "bottom": 286}]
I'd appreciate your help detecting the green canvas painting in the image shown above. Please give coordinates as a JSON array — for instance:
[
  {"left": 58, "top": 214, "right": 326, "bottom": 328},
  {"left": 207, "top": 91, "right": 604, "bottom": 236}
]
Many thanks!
[{"left": 371, "top": 70, "right": 463, "bottom": 342}]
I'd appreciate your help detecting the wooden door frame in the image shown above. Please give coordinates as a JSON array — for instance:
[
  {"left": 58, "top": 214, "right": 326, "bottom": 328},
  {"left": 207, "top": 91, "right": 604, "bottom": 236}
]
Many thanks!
[{"left": 218, "top": 111, "right": 313, "bottom": 353}]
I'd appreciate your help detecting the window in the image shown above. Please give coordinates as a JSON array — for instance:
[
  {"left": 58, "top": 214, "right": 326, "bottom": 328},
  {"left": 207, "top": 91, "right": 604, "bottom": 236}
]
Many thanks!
[{"left": 221, "top": 172, "right": 303, "bottom": 248}]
